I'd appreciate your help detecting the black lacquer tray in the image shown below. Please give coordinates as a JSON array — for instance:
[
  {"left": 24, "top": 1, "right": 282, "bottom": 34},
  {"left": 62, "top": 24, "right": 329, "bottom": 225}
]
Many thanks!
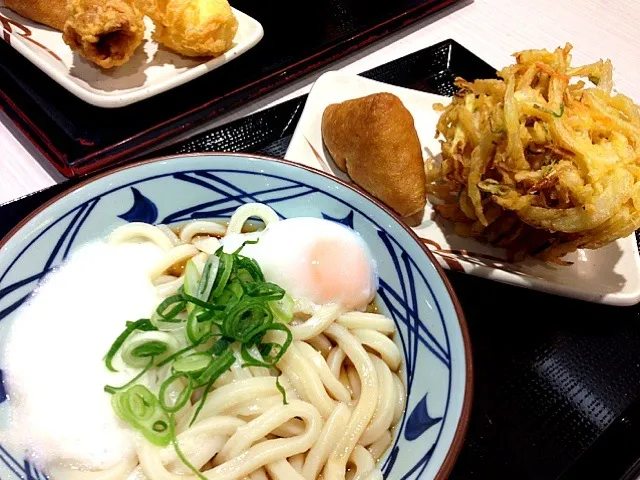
[
  {"left": 0, "top": 0, "right": 459, "bottom": 177},
  {"left": 2, "top": 39, "right": 640, "bottom": 480}
]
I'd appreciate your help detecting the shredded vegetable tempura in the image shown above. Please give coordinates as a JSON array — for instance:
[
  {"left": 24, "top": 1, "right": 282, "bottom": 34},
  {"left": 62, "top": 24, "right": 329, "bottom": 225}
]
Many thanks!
[{"left": 427, "top": 43, "right": 640, "bottom": 262}]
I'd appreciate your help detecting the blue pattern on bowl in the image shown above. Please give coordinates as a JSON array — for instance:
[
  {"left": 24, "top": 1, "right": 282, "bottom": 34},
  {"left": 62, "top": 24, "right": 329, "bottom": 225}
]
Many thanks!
[{"left": 0, "top": 155, "right": 469, "bottom": 479}]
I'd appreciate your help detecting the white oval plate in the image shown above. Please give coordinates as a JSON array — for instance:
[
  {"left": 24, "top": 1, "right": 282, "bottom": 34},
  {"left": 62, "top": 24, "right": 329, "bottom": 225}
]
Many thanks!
[
  {"left": 284, "top": 71, "right": 640, "bottom": 306},
  {"left": 0, "top": 2, "right": 263, "bottom": 108}
]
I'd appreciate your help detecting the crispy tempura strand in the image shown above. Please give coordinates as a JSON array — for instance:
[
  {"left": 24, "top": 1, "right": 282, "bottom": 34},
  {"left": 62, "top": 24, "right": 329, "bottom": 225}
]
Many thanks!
[{"left": 428, "top": 43, "right": 640, "bottom": 261}]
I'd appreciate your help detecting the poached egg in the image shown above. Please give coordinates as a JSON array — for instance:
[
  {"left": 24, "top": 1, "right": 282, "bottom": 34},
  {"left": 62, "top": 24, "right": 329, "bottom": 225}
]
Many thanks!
[{"left": 221, "top": 217, "right": 378, "bottom": 311}]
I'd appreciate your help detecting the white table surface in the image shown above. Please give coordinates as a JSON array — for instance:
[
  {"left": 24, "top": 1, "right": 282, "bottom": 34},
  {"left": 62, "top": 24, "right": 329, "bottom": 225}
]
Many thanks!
[{"left": 1, "top": 0, "right": 639, "bottom": 206}]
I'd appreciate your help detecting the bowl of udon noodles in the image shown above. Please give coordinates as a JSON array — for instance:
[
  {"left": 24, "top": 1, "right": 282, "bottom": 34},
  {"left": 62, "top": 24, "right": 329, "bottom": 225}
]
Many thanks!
[{"left": 0, "top": 153, "right": 471, "bottom": 480}]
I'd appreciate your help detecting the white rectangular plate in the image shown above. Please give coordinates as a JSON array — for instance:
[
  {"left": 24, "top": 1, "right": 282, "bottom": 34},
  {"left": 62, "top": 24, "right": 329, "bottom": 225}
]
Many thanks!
[
  {"left": 285, "top": 71, "right": 640, "bottom": 306},
  {"left": 0, "top": 2, "right": 263, "bottom": 108}
]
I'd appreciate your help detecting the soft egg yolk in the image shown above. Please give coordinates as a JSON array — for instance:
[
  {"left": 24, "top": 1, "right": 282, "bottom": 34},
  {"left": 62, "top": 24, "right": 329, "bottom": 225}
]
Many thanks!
[{"left": 306, "top": 237, "right": 374, "bottom": 310}]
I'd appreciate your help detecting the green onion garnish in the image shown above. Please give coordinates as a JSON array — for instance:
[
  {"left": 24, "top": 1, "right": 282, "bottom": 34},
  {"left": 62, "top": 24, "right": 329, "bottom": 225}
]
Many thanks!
[
  {"left": 169, "top": 414, "right": 207, "bottom": 480},
  {"left": 103, "top": 238, "right": 294, "bottom": 475},
  {"left": 240, "top": 322, "right": 292, "bottom": 368},
  {"left": 209, "top": 337, "right": 232, "bottom": 356},
  {"left": 189, "top": 351, "right": 236, "bottom": 426},
  {"left": 173, "top": 352, "right": 212, "bottom": 375},
  {"left": 533, "top": 103, "right": 565, "bottom": 118},
  {"left": 186, "top": 309, "right": 212, "bottom": 344},
  {"left": 276, "top": 375, "right": 288, "bottom": 405},
  {"left": 104, "top": 319, "right": 157, "bottom": 372},
  {"left": 104, "top": 358, "right": 154, "bottom": 394},
  {"left": 156, "top": 295, "right": 187, "bottom": 320},
  {"left": 120, "top": 331, "right": 180, "bottom": 368},
  {"left": 210, "top": 252, "right": 233, "bottom": 299},
  {"left": 269, "top": 293, "right": 294, "bottom": 323},
  {"left": 111, "top": 385, "right": 172, "bottom": 447},
  {"left": 197, "top": 255, "right": 220, "bottom": 301},
  {"left": 159, "top": 373, "right": 194, "bottom": 413}
]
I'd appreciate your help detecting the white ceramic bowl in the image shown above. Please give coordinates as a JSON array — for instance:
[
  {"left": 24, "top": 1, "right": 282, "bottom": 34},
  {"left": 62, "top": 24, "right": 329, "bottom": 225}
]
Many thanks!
[{"left": 0, "top": 154, "right": 472, "bottom": 479}]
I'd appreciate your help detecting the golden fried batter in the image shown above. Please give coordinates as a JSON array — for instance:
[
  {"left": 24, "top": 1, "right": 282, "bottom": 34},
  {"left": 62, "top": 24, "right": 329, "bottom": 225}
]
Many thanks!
[
  {"left": 427, "top": 44, "right": 640, "bottom": 262},
  {"left": 63, "top": 0, "right": 145, "bottom": 69},
  {"left": 135, "top": 0, "right": 238, "bottom": 57},
  {"left": 5, "top": 0, "right": 67, "bottom": 30},
  {"left": 322, "top": 93, "right": 427, "bottom": 218}
]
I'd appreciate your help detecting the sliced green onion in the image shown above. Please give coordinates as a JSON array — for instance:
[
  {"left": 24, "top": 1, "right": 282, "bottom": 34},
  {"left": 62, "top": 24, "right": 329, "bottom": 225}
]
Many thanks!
[
  {"left": 227, "top": 279, "right": 245, "bottom": 301},
  {"left": 160, "top": 373, "right": 194, "bottom": 413},
  {"left": 275, "top": 374, "right": 288, "bottom": 405},
  {"left": 169, "top": 414, "right": 206, "bottom": 480},
  {"left": 111, "top": 385, "right": 171, "bottom": 446},
  {"left": 533, "top": 103, "right": 565, "bottom": 118},
  {"left": 104, "top": 319, "right": 157, "bottom": 372},
  {"left": 240, "top": 323, "right": 292, "bottom": 368},
  {"left": 121, "top": 331, "right": 181, "bottom": 368},
  {"left": 153, "top": 420, "right": 168, "bottom": 432},
  {"left": 131, "top": 341, "right": 168, "bottom": 358},
  {"left": 197, "top": 255, "right": 220, "bottom": 302},
  {"left": 157, "top": 334, "right": 213, "bottom": 367},
  {"left": 258, "top": 342, "right": 274, "bottom": 358},
  {"left": 245, "top": 282, "right": 285, "bottom": 301},
  {"left": 156, "top": 294, "right": 187, "bottom": 320},
  {"left": 209, "top": 337, "right": 232, "bottom": 356},
  {"left": 195, "top": 349, "right": 235, "bottom": 387},
  {"left": 270, "top": 293, "right": 294, "bottom": 323},
  {"left": 186, "top": 309, "right": 213, "bottom": 344},
  {"left": 151, "top": 294, "right": 189, "bottom": 331},
  {"left": 232, "top": 239, "right": 259, "bottom": 256},
  {"left": 210, "top": 253, "right": 233, "bottom": 299},
  {"left": 180, "top": 292, "right": 224, "bottom": 313},
  {"left": 173, "top": 353, "right": 212, "bottom": 375},
  {"left": 553, "top": 103, "right": 565, "bottom": 118},
  {"left": 104, "top": 358, "right": 154, "bottom": 394},
  {"left": 191, "top": 350, "right": 235, "bottom": 425},
  {"left": 223, "top": 298, "right": 273, "bottom": 342},
  {"left": 183, "top": 260, "right": 200, "bottom": 314},
  {"left": 235, "top": 256, "right": 264, "bottom": 283},
  {"left": 150, "top": 312, "right": 187, "bottom": 331}
]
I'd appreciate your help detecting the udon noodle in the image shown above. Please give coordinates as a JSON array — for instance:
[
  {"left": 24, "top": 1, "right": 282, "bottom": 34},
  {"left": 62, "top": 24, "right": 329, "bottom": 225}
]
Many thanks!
[{"left": 46, "top": 204, "right": 405, "bottom": 480}]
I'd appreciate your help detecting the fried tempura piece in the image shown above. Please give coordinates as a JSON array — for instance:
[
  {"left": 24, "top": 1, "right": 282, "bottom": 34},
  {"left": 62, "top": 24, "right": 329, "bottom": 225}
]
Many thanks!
[
  {"left": 136, "top": 0, "right": 238, "bottom": 57},
  {"left": 428, "top": 44, "right": 640, "bottom": 261},
  {"left": 5, "top": 0, "right": 67, "bottom": 30},
  {"left": 322, "top": 93, "right": 427, "bottom": 218},
  {"left": 62, "top": 0, "right": 145, "bottom": 69}
]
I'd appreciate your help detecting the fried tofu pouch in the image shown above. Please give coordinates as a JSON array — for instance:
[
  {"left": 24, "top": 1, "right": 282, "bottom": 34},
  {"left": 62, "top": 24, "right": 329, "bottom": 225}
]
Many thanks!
[
  {"left": 4, "top": 0, "right": 67, "bottom": 30},
  {"left": 135, "top": 0, "right": 238, "bottom": 57},
  {"left": 322, "top": 93, "right": 427, "bottom": 218},
  {"left": 62, "top": 0, "right": 145, "bottom": 69}
]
